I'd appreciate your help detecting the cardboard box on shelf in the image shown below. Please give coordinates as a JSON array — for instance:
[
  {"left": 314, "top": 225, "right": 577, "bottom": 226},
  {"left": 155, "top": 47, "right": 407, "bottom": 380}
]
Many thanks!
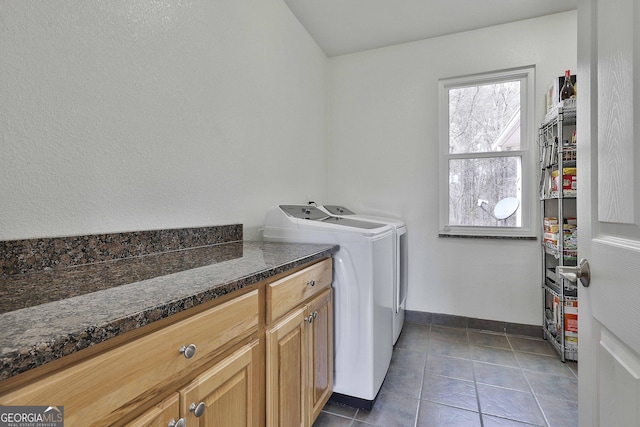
[
  {"left": 544, "top": 232, "right": 558, "bottom": 246},
  {"left": 551, "top": 168, "right": 577, "bottom": 195},
  {"left": 564, "top": 300, "right": 578, "bottom": 335},
  {"left": 564, "top": 299, "right": 578, "bottom": 354},
  {"left": 564, "top": 226, "right": 578, "bottom": 250},
  {"left": 544, "top": 217, "right": 558, "bottom": 230}
]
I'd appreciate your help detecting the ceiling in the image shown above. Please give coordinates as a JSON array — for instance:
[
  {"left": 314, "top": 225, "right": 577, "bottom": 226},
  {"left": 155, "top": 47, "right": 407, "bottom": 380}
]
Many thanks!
[{"left": 282, "top": 0, "right": 578, "bottom": 57}]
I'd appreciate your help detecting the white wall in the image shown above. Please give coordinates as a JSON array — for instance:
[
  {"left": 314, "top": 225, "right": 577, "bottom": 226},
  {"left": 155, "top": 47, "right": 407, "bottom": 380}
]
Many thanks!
[
  {"left": 0, "top": 0, "right": 328, "bottom": 241},
  {"left": 327, "top": 12, "right": 577, "bottom": 325}
]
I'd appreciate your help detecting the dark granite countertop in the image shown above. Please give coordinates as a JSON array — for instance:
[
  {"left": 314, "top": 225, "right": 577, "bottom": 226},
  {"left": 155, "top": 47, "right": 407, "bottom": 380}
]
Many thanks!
[{"left": 0, "top": 240, "right": 338, "bottom": 382}]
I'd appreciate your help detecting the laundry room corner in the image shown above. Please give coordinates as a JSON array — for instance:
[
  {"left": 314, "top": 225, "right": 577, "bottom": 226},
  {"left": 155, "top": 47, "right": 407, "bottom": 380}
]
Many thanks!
[{"left": 326, "top": 11, "right": 577, "bottom": 329}]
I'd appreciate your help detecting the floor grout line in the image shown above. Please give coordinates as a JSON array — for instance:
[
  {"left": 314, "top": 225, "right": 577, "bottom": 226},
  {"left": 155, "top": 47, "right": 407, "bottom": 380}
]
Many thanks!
[
  {"left": 467, "top": 327, "right": 486, "bottom": 427},
  {"left": 411, "top": 324, "right": 431, "bottom": 427}
]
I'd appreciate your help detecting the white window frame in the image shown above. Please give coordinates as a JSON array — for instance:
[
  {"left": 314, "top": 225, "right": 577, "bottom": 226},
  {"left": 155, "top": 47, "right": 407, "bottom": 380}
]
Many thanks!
[{"left": 438, "top": 66, "right": 536, "bottom": 238}]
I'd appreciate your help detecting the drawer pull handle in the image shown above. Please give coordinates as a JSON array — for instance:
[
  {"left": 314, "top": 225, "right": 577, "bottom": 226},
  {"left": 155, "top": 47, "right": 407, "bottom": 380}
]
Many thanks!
[
  {"left": 307, "top": 280, "right": 316, "bottom": 287},
  {"left": 168, "top": 418, "right": 186, "bottom": 427},
  {"left": 189, "top": 402, "right": 206, "bottom": 417},
  {"left": 179, "top": 344, "right": 197, "bottom": 359}
]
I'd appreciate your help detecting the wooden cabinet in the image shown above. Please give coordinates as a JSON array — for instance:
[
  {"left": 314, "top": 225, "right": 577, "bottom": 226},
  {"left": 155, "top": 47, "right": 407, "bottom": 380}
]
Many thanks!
[
  {"left": 266, "top": 257, "right": 332, "bottom": 324},
  {"left": 130, "top": 340, "right": 260, "bottom": 427},
  {"left": 308, "top": 289, "right": 332, "bottom": 422},
  {"left": 180, "top": 340, "right": 260, "bottom": 427},
  {"left": 0, "top": 257, "right": 333, "bottom": 427},
  {"left": 266, "top": 305, "right": 308, "bottom": 426},
  {"left": 265, "top": 258, "right": 333, "bottom": 427},
  {"left": 0, "top": 290, "right": 259, "bottom": 426}
]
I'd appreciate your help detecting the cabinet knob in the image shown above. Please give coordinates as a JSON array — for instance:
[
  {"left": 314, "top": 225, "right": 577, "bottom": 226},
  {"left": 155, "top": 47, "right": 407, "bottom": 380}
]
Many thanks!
[
  {"left": 307, "top": 280, "right": 316, "bottom": 287},
  {"left": 179, "top": 344, "right": 197, "bottom": 359},
  {"left": 189, "top": 402, "right": 206, "bottom": 417},
  {"left": 313, "top": 311, "right": 318, "bottom": 319},
  {"left": 168, "top": 418, "right": 186, "bottom": 427},
  {"left": 304, "top": 315, "right": 314, "bottom": 324}
]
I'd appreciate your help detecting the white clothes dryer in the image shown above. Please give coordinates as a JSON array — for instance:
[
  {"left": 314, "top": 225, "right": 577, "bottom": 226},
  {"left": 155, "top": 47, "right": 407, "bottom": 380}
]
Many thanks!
[
  {"left": 262, "top": 205, "right": 394, "bottom": 409},
  {"left": 320, "top": 205, "right": 407, "bottom": 345}
]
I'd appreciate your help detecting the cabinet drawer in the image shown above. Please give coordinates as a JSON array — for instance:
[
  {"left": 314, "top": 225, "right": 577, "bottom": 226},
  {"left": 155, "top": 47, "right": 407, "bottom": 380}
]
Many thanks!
[
  {"left": 0, "top": 290, "right": 259, "bottom": 427},
  {"left": 267, "top": 258, "right": 332, "bottom": 323}
]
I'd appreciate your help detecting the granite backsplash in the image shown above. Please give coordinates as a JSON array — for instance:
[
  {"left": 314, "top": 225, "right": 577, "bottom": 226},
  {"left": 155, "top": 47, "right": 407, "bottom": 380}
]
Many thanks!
[{"left": 0, "top": 224, "right": 243, "bottom": 276}]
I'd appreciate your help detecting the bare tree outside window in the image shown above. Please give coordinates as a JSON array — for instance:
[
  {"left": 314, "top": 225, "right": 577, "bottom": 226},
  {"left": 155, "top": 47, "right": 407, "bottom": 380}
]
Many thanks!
[{"left": 447, "top": 81, "right": 522, "bottom": 227}]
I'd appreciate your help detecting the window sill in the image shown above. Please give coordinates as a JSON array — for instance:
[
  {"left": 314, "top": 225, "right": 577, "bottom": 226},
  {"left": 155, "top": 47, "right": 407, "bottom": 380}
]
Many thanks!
[{"left": 438, "top": 233, "right": 537, "bottom": 240}]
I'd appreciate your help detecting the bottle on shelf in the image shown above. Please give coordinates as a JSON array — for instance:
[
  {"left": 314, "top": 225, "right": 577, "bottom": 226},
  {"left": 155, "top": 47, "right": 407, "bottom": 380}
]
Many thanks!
[{"left": 560, "top": 70, "right": 575, "bottom": 100}]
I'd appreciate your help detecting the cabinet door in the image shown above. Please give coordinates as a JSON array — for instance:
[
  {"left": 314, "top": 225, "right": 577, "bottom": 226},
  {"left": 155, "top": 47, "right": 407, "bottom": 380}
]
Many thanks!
[
  {"left": 180, "top": 340, "right": 259, "bottom": 427},
  {"left": 308, "top": 289, "right": 333, "bottom": 423},
  {"left": 128, "top": 393, "right": 181, "bottom": 427},
  {"left": 265, "top": 306, "right": 308, "bottom": 427}
]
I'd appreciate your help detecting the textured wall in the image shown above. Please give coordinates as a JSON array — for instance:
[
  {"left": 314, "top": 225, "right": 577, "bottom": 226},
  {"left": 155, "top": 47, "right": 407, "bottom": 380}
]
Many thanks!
[{"left": 0, "top": 0, "right": 328, "bottom": 240}]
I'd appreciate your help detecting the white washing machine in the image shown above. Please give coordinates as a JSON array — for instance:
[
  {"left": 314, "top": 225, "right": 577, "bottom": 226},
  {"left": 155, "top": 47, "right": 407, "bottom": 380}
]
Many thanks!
[
  {"left": 320, "top": 205, "right": 407, "bottom": 345},
  {"left": 262, "top": 205, "right": 394, "bottom": 408}
]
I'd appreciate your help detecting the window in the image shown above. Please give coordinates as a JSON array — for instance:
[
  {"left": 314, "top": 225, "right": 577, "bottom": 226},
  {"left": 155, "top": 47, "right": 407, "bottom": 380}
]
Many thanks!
[{"left": 439, "top": 67, "right": 535, "bottom": 237}]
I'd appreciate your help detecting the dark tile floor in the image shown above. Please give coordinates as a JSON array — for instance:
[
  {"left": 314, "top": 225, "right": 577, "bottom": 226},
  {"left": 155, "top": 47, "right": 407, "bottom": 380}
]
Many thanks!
[{"left": 313, "top": 322, "right": 578, "bottom": 427}]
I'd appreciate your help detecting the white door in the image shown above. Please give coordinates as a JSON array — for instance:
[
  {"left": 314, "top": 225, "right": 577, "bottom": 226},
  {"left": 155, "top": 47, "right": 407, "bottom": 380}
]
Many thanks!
[{"left": 578, "top": 0, "right": 640, "bottom": 426}]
